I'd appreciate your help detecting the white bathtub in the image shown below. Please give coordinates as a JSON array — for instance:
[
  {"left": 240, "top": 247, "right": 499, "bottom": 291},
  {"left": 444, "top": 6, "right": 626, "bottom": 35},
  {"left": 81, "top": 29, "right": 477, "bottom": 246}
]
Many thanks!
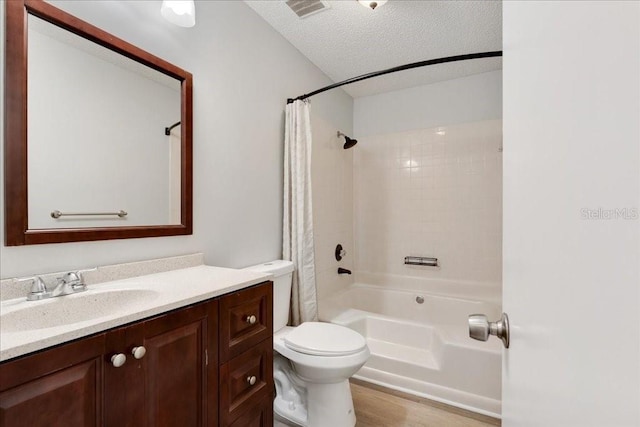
[{"left": 319, "top": 277, "right": 502, "bottom": 418}]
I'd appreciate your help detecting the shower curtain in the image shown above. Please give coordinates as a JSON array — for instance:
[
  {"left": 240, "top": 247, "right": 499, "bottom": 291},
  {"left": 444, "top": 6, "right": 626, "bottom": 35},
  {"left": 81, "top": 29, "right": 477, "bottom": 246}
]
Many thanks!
[{"left": 283, "top": 99, "right": 318, "bottom": 325}]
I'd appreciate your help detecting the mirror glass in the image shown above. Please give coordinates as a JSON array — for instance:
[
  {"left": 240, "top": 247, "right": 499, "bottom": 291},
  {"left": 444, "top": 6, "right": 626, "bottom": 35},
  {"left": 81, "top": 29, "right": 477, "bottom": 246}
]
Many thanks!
[{"left": 27, "top": 14, "right": 182, "bottom": 229}]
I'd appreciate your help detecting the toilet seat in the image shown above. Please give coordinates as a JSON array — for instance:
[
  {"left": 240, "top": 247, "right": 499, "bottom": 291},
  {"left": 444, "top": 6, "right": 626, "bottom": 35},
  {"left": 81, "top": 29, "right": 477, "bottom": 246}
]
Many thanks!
[{"left": 283, "top": 322, "right": 367, "bottom": 357}]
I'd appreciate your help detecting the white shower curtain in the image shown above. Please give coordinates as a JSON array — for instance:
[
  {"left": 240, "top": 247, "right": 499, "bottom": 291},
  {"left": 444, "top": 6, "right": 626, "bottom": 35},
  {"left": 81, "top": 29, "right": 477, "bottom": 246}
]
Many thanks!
[{"left": 283, "top": 99, "right": 318, "bottom": 325}]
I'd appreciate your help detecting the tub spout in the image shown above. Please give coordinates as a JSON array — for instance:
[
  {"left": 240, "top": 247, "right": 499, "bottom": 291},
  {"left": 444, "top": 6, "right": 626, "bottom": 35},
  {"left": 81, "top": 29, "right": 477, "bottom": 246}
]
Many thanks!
[{"left": 338, "top": 267, "right": 352, "bottom": 275}]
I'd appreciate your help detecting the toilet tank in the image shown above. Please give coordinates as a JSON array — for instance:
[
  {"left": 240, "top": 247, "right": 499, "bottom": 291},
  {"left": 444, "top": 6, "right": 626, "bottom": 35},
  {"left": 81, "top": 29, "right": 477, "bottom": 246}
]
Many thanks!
[{"left": 244, "top": 260, "right": 294, "bottom": 331}]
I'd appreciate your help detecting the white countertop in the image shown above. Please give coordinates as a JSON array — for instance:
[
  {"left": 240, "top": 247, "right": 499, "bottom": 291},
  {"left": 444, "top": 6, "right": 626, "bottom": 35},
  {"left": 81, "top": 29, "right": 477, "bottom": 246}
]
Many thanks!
[{"left": 0, "top": 265, "right": 271, "bottom": 362}]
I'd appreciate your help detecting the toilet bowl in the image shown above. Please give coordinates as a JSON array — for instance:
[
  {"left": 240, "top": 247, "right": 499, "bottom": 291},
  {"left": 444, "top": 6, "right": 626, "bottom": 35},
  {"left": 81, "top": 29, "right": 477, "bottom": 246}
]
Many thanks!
[
  {"left": 274, "top": 324, "right": 370, "bottom": 427},
  {"left": 244, "top": 261, "right": 370, "bottom": 427}
]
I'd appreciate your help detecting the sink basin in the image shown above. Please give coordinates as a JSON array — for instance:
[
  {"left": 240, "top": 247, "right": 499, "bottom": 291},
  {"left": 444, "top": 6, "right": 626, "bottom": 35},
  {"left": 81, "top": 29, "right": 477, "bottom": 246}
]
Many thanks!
[{"left": 1, "top": 289, "right": 160, "bottom": 333}]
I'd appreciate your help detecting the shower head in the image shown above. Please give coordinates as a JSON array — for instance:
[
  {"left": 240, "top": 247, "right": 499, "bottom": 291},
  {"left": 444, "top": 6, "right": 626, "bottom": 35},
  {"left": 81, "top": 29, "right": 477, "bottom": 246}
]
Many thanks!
[
  {"left": 343, "top": 136, "right": 358, "bottom": 149},
  {"left": 337, "top": 131, "right": 358, "bottom": 149}
]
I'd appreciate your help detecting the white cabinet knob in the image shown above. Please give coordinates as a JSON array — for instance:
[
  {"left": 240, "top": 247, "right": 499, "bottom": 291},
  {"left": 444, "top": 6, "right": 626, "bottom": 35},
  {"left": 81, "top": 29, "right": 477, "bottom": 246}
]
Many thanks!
[
  {"left": 111, "top": 353, "right": 126, "bottom": 368},
  {"left": 246, "top": 375, "right": 257, "bottom": 386},
  {"left": 132, "top": 346, "right": 147, "bottom": 359},
  {"left": 245, "top": 315, "right": 257, "bottom": 325}
]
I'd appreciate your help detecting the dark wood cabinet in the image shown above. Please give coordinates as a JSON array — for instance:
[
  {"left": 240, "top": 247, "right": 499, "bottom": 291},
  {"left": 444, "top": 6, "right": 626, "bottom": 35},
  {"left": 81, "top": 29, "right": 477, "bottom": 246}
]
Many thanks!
[
  {"left": 0, "top": 281, "right": 273, "bottom": 427},
  {"left": 219, "top": 339, "right": 273, "bottom": 425},
  {"left": 0, "top": 335, "right": 105, "bottom": 426},
  {"left": 218, "top": 283, "right": 274, "bottom": 426},
  {"left": 219, "top": 284, "right": 272, "bottom": 363},
  {"left": 228, "top": 395, "right": 273, "bottom": 427},
  {"left": 140, "top": 303, "right": 216, "bottom": 427},
  {"left": 104, "top": 300, "right": 218, "bottom": 427}
]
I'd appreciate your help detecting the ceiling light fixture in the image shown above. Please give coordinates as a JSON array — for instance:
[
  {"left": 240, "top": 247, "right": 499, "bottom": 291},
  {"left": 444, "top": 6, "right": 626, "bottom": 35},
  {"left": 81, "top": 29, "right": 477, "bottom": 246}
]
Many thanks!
[
  {"left": 161, "top": 0, "right": 196, "bottom": 27},
  {"left": 357, "top": 0, "right": 388, "bottom": 10}
]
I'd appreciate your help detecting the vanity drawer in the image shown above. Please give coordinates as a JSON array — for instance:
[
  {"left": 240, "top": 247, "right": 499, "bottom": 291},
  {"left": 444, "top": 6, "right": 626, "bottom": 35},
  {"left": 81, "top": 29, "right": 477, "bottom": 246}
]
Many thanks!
[
  {"left": 219, "top": 282, "right": 272, "bottom": 362},
  {"left": 228, "top": 394, "right": 273, "bottom": 427},
  {"left": 219, "top": 339, "right": 273, "bottom": 426}
]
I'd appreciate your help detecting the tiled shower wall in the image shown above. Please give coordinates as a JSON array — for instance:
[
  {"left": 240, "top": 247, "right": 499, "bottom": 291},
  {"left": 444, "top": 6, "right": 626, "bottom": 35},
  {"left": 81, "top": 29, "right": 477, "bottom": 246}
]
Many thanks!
[{"left": 354, "top": 120, "right": 502, "bottom": 284}]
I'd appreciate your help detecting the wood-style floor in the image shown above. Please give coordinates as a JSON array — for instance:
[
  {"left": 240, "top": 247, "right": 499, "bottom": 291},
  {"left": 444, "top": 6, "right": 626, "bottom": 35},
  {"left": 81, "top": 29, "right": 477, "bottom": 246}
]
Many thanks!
[{"left": 351, "top": 380, "right": 501, "bottom": 427}]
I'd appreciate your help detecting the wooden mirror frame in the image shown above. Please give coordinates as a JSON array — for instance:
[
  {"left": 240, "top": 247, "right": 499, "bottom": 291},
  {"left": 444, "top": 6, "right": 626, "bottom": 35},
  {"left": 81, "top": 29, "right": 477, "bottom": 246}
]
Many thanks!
[{"left": 4, "top": 0, "right": 193, "bottom": 245}]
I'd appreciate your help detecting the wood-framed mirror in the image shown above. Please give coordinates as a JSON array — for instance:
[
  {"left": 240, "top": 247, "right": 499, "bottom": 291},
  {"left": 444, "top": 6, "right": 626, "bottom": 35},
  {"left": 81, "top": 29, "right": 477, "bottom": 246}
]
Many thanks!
[{"left": 4, "top": 0, "right": 193, "bottom": 245}]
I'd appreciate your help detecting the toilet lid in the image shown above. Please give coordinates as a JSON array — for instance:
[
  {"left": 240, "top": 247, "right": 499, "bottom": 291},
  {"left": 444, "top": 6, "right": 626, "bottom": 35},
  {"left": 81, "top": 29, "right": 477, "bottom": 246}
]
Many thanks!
[{"left": 283, "top": 322, "right": 367, "bottom": 356}]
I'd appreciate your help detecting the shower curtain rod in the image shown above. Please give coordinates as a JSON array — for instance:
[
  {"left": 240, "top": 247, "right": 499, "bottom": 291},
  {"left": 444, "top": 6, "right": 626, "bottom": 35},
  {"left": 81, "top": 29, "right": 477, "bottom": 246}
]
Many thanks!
[{"left": 286, "top": 51, "right": 502, "bottom": 104}]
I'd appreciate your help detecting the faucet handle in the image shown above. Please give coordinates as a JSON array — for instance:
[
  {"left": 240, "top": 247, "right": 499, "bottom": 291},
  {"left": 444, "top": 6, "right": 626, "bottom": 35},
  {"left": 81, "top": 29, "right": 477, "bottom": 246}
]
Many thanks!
[
  {"left": 62, "top": 271, "right": 80, "bottom": 284},
  {"left": 62, "top": 271, "right": 87, "bottom": 292},
  {"left": 26, "top": 277, "right": 49, "bottom": 301},
  {"left": 31, "top": 277, "right": 47, "bottom": 293},
  {"left": 335, "top": 244, "right": 347, "bottom": 261}
]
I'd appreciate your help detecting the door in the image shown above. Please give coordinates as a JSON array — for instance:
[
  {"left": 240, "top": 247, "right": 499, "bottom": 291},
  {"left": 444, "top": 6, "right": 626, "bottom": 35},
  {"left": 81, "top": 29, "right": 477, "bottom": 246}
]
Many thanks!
[{"left": 502, "top": 1, "right": 639, "bottom": 426}]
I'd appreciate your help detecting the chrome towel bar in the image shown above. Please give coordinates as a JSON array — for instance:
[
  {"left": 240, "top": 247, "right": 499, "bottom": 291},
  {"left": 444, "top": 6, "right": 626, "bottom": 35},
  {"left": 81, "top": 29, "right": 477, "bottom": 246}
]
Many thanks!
[
  {"left": 404, "top": 256, "right": 438, "bottom": 267},
  {"left": 51, "top": 210, "right": 128, "bottom": 219}
]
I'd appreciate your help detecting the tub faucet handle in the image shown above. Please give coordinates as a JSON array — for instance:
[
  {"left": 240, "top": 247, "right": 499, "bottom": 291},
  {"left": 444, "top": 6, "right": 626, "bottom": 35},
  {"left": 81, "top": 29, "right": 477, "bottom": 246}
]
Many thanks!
[{"left": 335, "top": 244, "right": 347, "bottom": 261}]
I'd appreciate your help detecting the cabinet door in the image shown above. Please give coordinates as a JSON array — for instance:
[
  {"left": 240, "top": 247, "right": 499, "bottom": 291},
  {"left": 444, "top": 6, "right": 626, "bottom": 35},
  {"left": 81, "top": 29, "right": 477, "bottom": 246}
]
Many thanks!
[
  {"left": 0, "top": 334, "right": 105, "bottom": 427},
  {"left": 129, "top": 300, "right": 218, "bottom": 427}
]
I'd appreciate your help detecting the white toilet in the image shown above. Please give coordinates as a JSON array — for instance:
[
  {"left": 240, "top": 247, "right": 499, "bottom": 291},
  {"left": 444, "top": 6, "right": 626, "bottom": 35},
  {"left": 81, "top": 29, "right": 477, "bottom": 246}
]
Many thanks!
[{"left": 245, "top": 260, "right": 370, "bottom": 427}]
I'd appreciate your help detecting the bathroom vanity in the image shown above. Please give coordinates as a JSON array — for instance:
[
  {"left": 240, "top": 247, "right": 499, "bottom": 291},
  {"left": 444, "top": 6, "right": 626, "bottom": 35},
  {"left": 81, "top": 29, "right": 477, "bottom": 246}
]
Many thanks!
[{"left": 0, "top": 266, "right": 274, "bottom": 426}]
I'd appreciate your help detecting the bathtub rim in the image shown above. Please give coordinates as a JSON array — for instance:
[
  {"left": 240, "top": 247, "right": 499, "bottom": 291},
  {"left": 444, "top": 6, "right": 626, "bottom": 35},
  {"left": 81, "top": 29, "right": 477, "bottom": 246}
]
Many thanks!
[{"left": 349, "top": 271, "right": 501, "bottom": 305}]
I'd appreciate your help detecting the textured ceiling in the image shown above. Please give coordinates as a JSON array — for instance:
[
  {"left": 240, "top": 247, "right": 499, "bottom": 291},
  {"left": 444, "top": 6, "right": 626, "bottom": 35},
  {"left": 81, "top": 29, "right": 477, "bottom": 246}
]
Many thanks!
[{"left": 245, "top": 0, "right": 502, "bottom": 98}]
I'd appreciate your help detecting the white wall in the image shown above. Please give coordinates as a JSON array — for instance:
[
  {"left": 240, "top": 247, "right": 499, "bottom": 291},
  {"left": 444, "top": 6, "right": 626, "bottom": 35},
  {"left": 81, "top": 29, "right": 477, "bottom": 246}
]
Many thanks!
[
  {"left": 354, "top": 70, "right": 502, "bottom": 137},
  {"left": 0, "top": 0, "right": 352, "bottom": 278},
  {"left": 352, "top": 72, "right": 502, "bottom": 291}
]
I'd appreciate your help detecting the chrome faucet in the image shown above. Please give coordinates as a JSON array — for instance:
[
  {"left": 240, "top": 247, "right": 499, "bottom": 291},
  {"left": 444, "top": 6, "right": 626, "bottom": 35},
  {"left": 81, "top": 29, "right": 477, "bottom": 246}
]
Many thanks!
[{"left": 27, "top": 271, "right": 87, "bottom": 301}]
